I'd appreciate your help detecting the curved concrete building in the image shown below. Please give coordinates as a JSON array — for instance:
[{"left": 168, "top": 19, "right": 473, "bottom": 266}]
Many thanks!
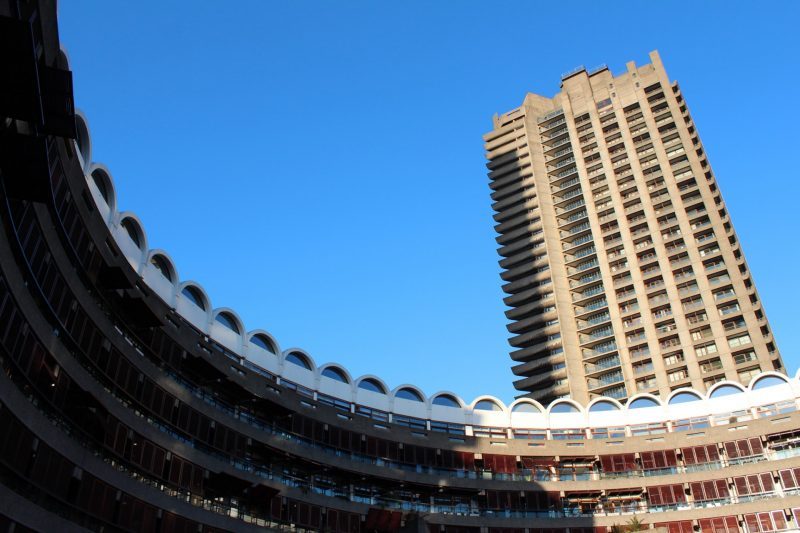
[{"left": 0, "top": 2, "right": 798, "bottom": 532}]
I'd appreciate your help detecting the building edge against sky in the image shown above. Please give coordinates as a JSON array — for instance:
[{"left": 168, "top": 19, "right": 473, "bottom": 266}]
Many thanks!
[{"left": 484, "top": 50, "right": 783, "bottom": 405}]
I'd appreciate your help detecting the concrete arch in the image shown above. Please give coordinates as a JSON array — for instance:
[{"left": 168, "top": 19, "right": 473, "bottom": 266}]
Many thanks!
[
  {"left": 587, "top": 397, "right": 623, "bottom": 412},
  {"left": 117, "top": 212, "right": 147, "bottom": 250},
  {"left": 178, "top": 281, "right": 211, "bottom": 312},
  {"left": 547, "top": 398, "right": 584, "bottom": 415},
  {"left": 707, "top": 380, "right": 747, "bottom": 399},
  {"left": 667, "top": 388, "right": 703, "bottom": 405},
  {"left": 509, "top": 398, "right": 545, "bottom": 414},
  {"left": 247, "top": 330, "right": 280, "bottom": 356},
  {"left": 318, "top": 364, "right": 353, "bottom": 385},
  {"left": 74, "top": 109, "right": 92, "bottom": 171},
  {"left": 146, "top": 250, "right": 178, "bottom": 284},
  {"left": 626, "top": 393, "right": 663, "bottom": 410},
  {"left": 355, "top": 375, "right": 389, "bottom": 395},
  {"left": 430, "top": 391, "right": 465, "bottom": 408},
  {"left": 212, "top": 307, "right": 245, "bottom": 335},
  {"left": 748, "top": 371, "right": 790, "bottom": 390},
  {"left": 86, "top": 163, "right": 117, "bottom": 218},
  {"left": 470, "top": 395, "right": 507, "bottom": 413},
  {"left": 282, "top": 348, "right": 316, "bottom": 371},
  {"left": 391, "top": 384, "right": 426, "bottom": 404}
]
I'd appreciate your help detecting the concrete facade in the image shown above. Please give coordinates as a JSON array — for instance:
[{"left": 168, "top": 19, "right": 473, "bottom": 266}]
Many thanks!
[{"left": 485, "top": 51, "right": 783, "bottom": 404}]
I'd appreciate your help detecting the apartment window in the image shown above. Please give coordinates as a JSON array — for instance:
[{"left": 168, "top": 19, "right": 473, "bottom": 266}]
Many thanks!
[
  {"left": 663, "top": 351, "right": 684, "bottom": 366},
  {"left": 737, "top": 366, "right": 761, "bottom": 384},
  {"left": 722, "top": 317, "right": 746, "bottom": 331},
  {"left": 659, "top": 335, "right": 680, "bottom": 350},
  {"left": 703, "top": 374, "right": 726, "bottom": 388},
  {"left": 732, "top": 350, "right": 757, "bottom": 366},
  {"left": 690, "top": 327, "right": 712, "bottom": 342},
  {"left": 681, "top": 295, "right": 703, "bottom": 311},
  {"left": 686, "top": 311, "right": 708, "bottom": 325},
  {"left": 708, "top": 271, "right": 731, "bottom": 286},
  {"left": 636, "top": 377, "right": 657, "bottom": 390},
  {"left": 652, "top": 306, "right": 672, "bottom": 320},
  {"left": 727, "top": 333, "right": 751, "bottom": 349},
  {"left": 700, "top": 358, "right": 722, "bottom": 374},
  {"left": 713, "top": 287, "right": 736, "bottom": 301},
  {"left": 655, "top": 320, "right": 676, "bottom": 334},
  {"left": 695, "top": 343, "right": 718, "bottom": 358},
  {"left": 668, "top": 367, "right": 688, "bottom": 383},
  {"left": 718, "top": 302, "right": 741, "bottom": 316},
  {"left": 622, "top": 314, "right": 641, "bottom": 329}
]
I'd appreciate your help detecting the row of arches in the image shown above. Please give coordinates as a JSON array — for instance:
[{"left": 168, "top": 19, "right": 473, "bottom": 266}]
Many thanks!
[{"left": 74, "top": 106, "right": 798, "bottom": 424}]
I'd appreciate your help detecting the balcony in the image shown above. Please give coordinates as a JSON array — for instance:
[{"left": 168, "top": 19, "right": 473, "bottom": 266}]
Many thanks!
[
  {"left": 573, "top": 283, "right": 605, "bottom": 303},
  {"left": 585, "top": 356, "right": 621, "bottom": 375},
  {"left": 570, "top": 271, "right": 602, "bottom": 289},
  {"left": 588, "top": 371, "right": 624, "bottom": 390},
  {"left": 580, "top": 326, "right": 614, "bottom": 345}
]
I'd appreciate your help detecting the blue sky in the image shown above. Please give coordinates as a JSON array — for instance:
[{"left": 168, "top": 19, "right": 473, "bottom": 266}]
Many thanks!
[{"left": 59, "top": 1, "right": 800, "bottom": 403}]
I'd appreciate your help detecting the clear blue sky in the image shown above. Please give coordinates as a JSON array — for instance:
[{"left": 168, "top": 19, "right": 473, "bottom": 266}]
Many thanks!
[{"left": 59, "top": 1, "right": 800, "bottom": 403}]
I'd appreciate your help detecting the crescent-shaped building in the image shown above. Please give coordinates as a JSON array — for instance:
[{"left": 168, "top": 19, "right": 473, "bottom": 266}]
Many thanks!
[{"left": 0, "top": 2, "right": 799, "bottom": 532}]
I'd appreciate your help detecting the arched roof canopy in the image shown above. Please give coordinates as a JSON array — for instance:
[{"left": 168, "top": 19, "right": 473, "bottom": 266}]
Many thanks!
[
  {"left": 708, "top": 382, "right": 747, "bottom": 399},
  {"left": 356, "top": 376, "right": 388, "bottom": 394},
  {"left": 118, "top": 213, "right": 146, "bottom": 250},
  {"left": 147, "top": 251, "right": 177, "bottom": 283},
  {"left": 509, "top": 399, "right": 544, "bottom": 414},
  {"left": 248, "top": 331, "right": 279, "bottom": 355},
  {"left": 431, "top": 392, "right": 463, "bottom": 408},
  {"left": 588, "top": 398, "right": 623, "bottom": 412},
  {"left": 667, "top": 389, "right": 703, "bottom": 405},
  {"left": 627, "top": 394, "right": 662, "bottom": 410},
  {"left": 319, "top": 364, "right": 351, "bottom": 384},
  {"left": 472, "top": 397, "right": 506, "bottom": 412},
  {"left": 179, "top": 282, "right": 210, "bottom": 311},
  {"left": 393, "top": 385, "right": 425, "bottom": 403},
  {"left": 75, "top": 109, "right": 92, "bottom": 167},
  {"left": 213, "top": 308, "right": 243, "bottom": 335},
  {"left": 548, "top": 399, "right": 583, "bottom": 415},
  {"left": 750, "top": 372, "right": 790, "bottom": 390},
  {"left": 87, "top": 164, "right": 116, "bottom": 213},
  {"left": 284, "top": 349, "right": 314, "bottom": 371}
]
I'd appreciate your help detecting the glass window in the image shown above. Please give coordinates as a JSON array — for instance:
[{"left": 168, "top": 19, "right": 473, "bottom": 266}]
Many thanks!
[
  {"left": 321, "top": 367, "right": 349, "bottom": 383},
  {"left": 215, "top": 312, "right": 240, "bottom": 334},
  {"left": 286, "top": 352, "right": 312, "bottom": 370},
  {"left": 395, "top": 388, "right": 424, "bottom": 402},
  {"left": 358, "top": 378, "right": 386, "bottom": 394}
]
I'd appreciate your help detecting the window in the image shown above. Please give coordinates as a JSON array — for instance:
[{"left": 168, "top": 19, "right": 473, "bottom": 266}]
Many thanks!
[
  {"left": 286, "top": 352, "right": 312, "bottom": 370},
  {"left": 663, "top": 351, "right": 684, "bottom": 366},
  {"left": 432, "top": 394, "right": 460, "bottom": 408},
  {"left": 181, "top": 286, "right": 206, "bottom": 310},
  {"left": 668, "top": 368, "right": 688, "bottom": 382},
  {"left": 728, "top": 333, "right": 751, "bottom": 348},
  {"left": 690, "top": 327, "right": 712, "bottom": 341},
  {"left": 395, "top": 388, "right": 423, "bottom": 402},
  {"left": 474, "top": 400, "right": 502, "bottom": 411},
  {"left": 150, "top": 255, "right": 173, "bottom": 282},
  {"left": 695, "top": 343, "right": 717, "bottom": 358},
  {"left": 321, "top": 367, "right": 349, "bottom": 383},
  {"left": 718, "top": 302, "right": 741, "bottom": 316},
  {"left": 737, "top": 366, "right": 761, "bottom": 384},
  {"left": 358, "top": 378, "right": 386, "bottom": 394},
  {"left": 215, "top": 312, "right": 240, "bottom": 334},
  {"left": 733, "top": 350, "right": 757, "bottom": 365},
  {"left": 690, "top": 480, "right": 729, "bottom": 502},
  {"left": 700, "top": 358, "right": 722, "bottom": 374}
]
